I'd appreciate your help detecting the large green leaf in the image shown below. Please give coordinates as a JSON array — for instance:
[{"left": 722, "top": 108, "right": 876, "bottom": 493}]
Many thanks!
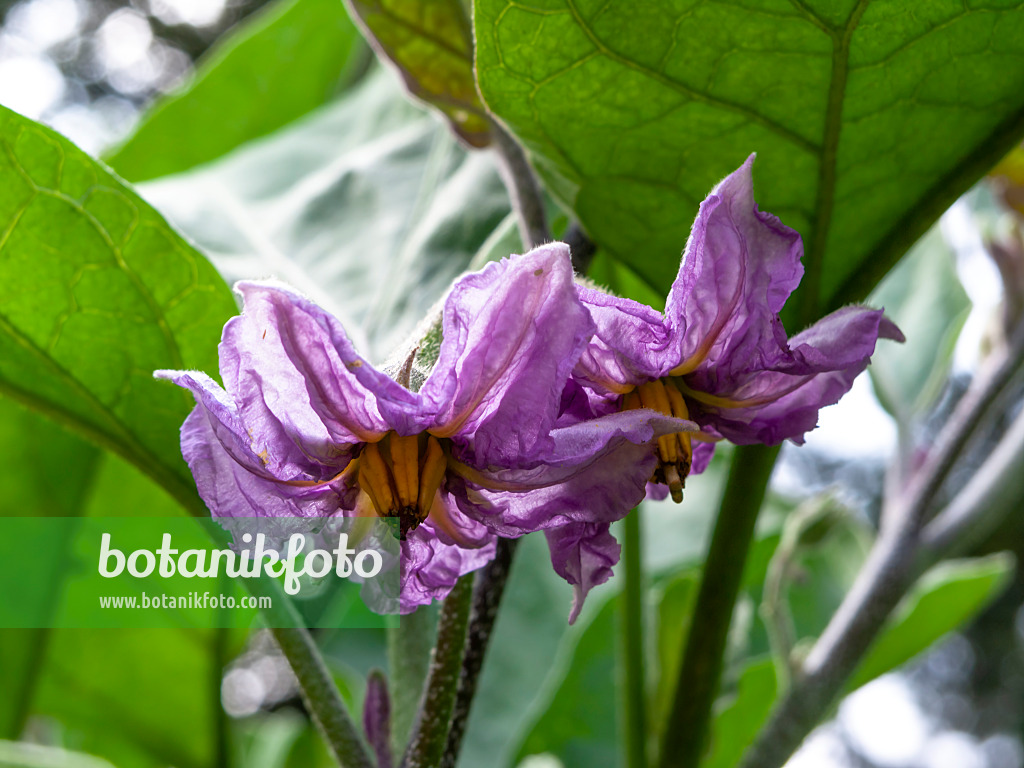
[
  {"left": 868, "top": 227, "right": 971, "bottom": 428},
  {"left": 474, "top": 0, "right": 1024, "bottom": 317},
  {"left": 105, "top": 0, "right": 368, "bottom": 183},
  {"left": 0, "top": 107, "right": 237, "bottom": 512},
  {"left": 702, "top": 658, "right": 778, "bottom": 768},
  {"left": 849, "top": 553, "right": 1014, "bottom": 690},
  {"left": 344, "top": 0, "right": 492, "bottom": 146},
  {"left": 139, "top": 69, "right": 511, "bottom": 362},
  {"left": 1, "top": 451, "right": 242, "bottom": 768}
]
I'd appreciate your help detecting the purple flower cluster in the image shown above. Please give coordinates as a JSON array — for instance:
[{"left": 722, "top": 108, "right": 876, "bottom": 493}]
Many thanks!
[{"left": 158, "top": 157, "right": 900, "bottom": 621}]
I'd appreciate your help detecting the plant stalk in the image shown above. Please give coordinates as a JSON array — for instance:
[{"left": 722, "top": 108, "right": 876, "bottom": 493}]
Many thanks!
[
  {"left": 401, "top": 574, "right": 475, "bottom": 768},
  {"left": 622, "top": 509, "right": 648, "bottom": 768},
  {"left": 440, "top": 537, "right": 519, "bottom": 768},
  {"left": 739, "top": 324, "right": 1024, "bottom": 768},
  {"left": 659, "top": 444, "right": 780, "bottom": 768}
]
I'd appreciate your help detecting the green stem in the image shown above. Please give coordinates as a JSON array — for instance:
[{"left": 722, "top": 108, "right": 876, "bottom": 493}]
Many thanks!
[
  {"left": 239, "top": 568, "right": 372, "bottom": 768},
  {"left": 388, "top": 604, "right": 440, "bottom": 754},
  {"left": 270, "top": 626, "right": 374, "bottom": 768},
  {"left": 401, "top": 574, "right": 475, "bottom": 768},
  {"left": 659, "top": 445, "right": 780, "bottom": 768},
  {"left": 271, "top": 624, "right": 375, "bottom": 768},
  {"left": 622, "top": 509, "right": 648, "bottom": 768},
  {"left": 441, "top": 537, "right": 519, "bottom": 768}
]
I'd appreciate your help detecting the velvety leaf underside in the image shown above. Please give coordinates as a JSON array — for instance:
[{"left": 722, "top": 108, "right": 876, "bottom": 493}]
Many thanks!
[{"left": 474, "top": 0, "right": 1024, "bottom": 318}]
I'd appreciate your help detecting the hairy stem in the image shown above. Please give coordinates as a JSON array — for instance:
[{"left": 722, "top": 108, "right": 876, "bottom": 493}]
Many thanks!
[
  {"left": 272, "top": 625, "right": 375, "bottom": 768},
  {"left": 565, "top": 221, "right": 599, "bottom": 274},
  {"left": 622, "top": 510, "right": 648, "bottom": 768},
  {"left": 491, "top": 120, "right": 550, "bottom": 250},
  {"left": 659, "top": 444, "right": 780, "bottom": 768},
  {"left": 440, "top": 538, "right": 519, "bottom": 768},
  {"left": 233, "top": 565, "right": 373, "bottom": 768},
  {"left": 924, "top": 399, "right": 1024, "bottom": 558},
  {"left": 739, "top": 325, "right": 1024, "bottom": 768},
  {"left": 402, "top": 574, "right": 475, "bottom": 768}
]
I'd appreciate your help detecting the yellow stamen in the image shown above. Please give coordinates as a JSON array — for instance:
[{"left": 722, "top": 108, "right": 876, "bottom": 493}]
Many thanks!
[
  {"left": 637, "top": 379, "right": 672, "bottom": 415},
  {"left": 354, "top": 431, "right": 457, "bottom": 539},
  {"left": 621, "top": 378, "right": 697, "bottom": 503},
  {"left": 357, "top": 441, "right": 395, "bottom": 517},
  {"left": 621, "top": 389, "right": 642, "bottom": 412},
  {"left": 388, "top": 433, "right": 419, "bottom": 510},
  {"left": 418, "top": 435, "right": 448, "bottom": 521}
]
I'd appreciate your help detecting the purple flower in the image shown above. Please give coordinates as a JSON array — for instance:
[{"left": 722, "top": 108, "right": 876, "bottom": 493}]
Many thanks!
[
  {"left": 157, "top": 244, "right": 695, "bottom": 618},
  {"left": 573, "top": 156, "right": 904, "bottom": 501}
]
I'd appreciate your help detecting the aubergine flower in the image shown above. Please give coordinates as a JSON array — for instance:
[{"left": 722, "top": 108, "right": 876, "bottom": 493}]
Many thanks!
[
  {"left": 156, "top": 244, "right": 695, "bottom": 617},
  {"left": 573, "top": 156, "right": 904, "bottom": 501}
]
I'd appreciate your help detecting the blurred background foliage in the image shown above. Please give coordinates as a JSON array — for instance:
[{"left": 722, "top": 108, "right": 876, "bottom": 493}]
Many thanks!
[{"left": 0, "top": 1, "right": 1022, "bottom": 768}]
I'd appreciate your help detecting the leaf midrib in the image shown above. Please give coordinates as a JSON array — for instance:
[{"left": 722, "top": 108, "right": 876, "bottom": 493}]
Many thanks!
[
  {"left": 799, "top": 0, "right": 871, "bottom": 324},
  {"left": 0, "top": 315, "right": 202, "bottom": 516}
]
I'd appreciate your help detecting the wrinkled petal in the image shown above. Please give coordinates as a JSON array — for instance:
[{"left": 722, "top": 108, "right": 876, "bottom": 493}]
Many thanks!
[
  {"left": 178, "top": 405, "right": 347, "bottom": 523},
  {"left": 157, "top": 369, "right": 316, "bottom": 481},
  {"left": 449, "top": 410, "right": 695, "bottom": 535},
  {"left": 229, "top": 282, "right": 423, "bottom": 446},
  {"left": 400, "top": 518, "right": 497, "bottom": 613},
  {"left": 691, "top": 440, "right": 717, "bottom": 475},
  {"left": 668, "top": 155, "right": 804, "bottom": 379},
  {"left": 688, "top": 307, "right": 903, "bottom": 444},
  {"left": 574, "top": 288, "right": 669, "bottom": 390},
  {"left": 422, "top": 243, "right": 595, "bottom": 468},
  {"left": 545, "top": 522, "right": 620, "bottom": 623}
]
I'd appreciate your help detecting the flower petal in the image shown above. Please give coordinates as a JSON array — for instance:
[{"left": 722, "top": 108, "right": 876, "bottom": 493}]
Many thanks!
[
  {"left": 230, "top": 282, "right": 424, "bottom": 446},
  {"left": 449, "top": 410, "right": 695, "bottom": 535},
  {"left": 689, "top": 306, "right": 902, "bottom": 445},
  {"left": 400, "top": 519, "right": 497, "bottom": 613},
  {"left": 668, "top": 155, "right": 804, "bottom": 379},
  {"left": 422, "top": 243, "right": 595, "bottom": 467},
  {"left": 574, "top": 288, "right": 669, "bottom": 390},
  {"left": 156, "top": 369, "right": 309, "bottom": 480},
  {"left": 177, "top": 404, "right": 347, "bottom": 521},
  {"left": 545, "top": 522, "right": 620, "bottom": 624}
]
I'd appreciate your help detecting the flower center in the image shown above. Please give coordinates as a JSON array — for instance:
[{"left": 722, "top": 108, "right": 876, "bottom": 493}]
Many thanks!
[
  {"left": 356, "top": 432, "right": 448, "bottom": 540},
  {"left": 621, "top": 378, "right": 693, "bottom": 503}
]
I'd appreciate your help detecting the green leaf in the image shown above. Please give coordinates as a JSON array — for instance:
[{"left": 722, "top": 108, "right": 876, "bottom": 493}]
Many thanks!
[
  {"left": 868, "top": 227, "right": 971, "bottom": 426},
  {"left": 105, "top": 0, "right": 368, "bottom": 183},
  {"left": 586, "top": 249, "right": 666, "bottom": 312},
  {"left": 345, "top": 0, "right": 492, "bottom": 146},
  {"left": 784, "top": 511, "right": 872, "bottom": 644},
  {"left": 515, "top": 591, "right": 620, "bottom": 767},
  {"left": 473, "top": 0, "right": 1024, "bottom": 317},
  {"left": 388, "top": 605, "right": 439, "bottom": 752},
  {"left": 653, "top": 571, "right": 699, "bottom": 733},
  {"left": 1, "top": 450, "right": 243, "bottom": 768},
  {"left": 849, "top": 553, "right": 1014, "bottom": 690},
  {"left": 0, "top": 396, "right": 101, "bottom": 519},
  {"left": 702, "top": 658, "right": 778, "bottom": 768},
  {"left": 0, "top": 741, "right": 116, "bottom": 768},
  {"left": 139, "top": 69, "right": 511, "bottom": 363},
  {"left": 0, "top": 107, "right": 237, "bottom": 513}
]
